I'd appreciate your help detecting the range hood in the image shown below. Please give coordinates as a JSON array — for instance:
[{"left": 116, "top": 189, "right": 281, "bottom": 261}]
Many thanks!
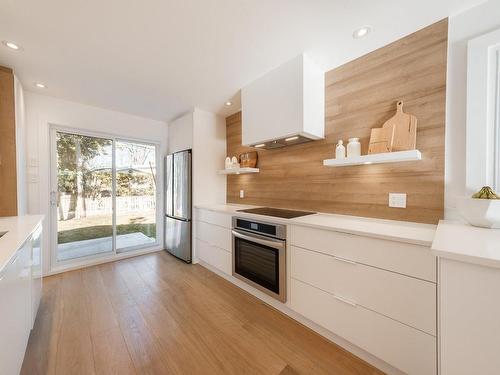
[{"left": 241, "top": 54, "right": 325, "bottom": 150}]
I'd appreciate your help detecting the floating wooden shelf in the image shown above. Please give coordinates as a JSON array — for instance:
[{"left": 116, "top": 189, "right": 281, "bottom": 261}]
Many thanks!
[
  {"left": 218, "top": 167, "right": 260, "bottom": 175},
  {"left": 323, "top": 150, "right": 422, "bottom": 167}
]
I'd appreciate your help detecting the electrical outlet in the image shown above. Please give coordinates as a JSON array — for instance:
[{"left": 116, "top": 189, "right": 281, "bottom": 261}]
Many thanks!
[
  {"left": 240, "top": 190, "right": 244, "bottom": 198},
  {"left": 389, "top": 193, "right": 407, "bottom": 208}
]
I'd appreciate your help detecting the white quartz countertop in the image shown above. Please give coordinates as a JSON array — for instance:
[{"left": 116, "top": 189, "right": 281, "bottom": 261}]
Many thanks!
[
  {"left": 195, "top": 204, "right": 436, "bottom": 247},
  {"left": 432, "top": 220, "right": 500, "bottom": 269},
  {"left": 0, "top": 215, "right": 44, "bottom": 273}
]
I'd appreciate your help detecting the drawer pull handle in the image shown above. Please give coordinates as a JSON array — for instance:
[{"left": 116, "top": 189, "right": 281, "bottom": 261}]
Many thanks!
[
  {"left": 333, "top": 294, "right": 357, "bottom": 307},
  {"left": 333, "top": 256, "right": 357, "bottom": 265}
]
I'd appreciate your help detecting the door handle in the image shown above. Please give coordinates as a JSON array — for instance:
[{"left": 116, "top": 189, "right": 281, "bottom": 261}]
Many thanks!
[
  {"left": 232, "top": 230, "right": 285, "bottom": 250},
  {"left": 333, "top": 294, "right": 357, "bottom": 307},
  {"left": 333, "top": 256, "right": 357, "bottom": 265},
  {"left": 50, "top": 191, "right": 57, "bottom": 206}
]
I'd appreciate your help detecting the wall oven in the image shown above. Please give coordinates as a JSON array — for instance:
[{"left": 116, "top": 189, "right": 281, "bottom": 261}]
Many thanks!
[{"left": 232, "top": 217, "right": 286, "bottom": 302}]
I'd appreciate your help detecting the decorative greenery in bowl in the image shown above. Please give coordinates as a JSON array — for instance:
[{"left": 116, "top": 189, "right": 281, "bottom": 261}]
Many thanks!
[
  {"left": 457, "top": 187, "right": 500, "bottom": 229},
  {"left": 471, "top": 186, "right": 500, "bottom": 200}
]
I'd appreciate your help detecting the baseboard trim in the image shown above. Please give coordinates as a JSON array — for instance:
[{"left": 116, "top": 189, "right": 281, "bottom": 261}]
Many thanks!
[{"left": 198, "top": 260, "right": 405, "bottom": 375}]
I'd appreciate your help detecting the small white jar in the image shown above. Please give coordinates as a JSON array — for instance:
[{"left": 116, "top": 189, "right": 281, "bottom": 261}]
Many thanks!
[
  {"left": 347, "top": 138, "right": 361, "bottom": 158},
  {"left": 231, "top": 156, "right": 239, "bottom": 168},
  {"left": 335, "top": 140, "right": 346, "bottom": 159}
]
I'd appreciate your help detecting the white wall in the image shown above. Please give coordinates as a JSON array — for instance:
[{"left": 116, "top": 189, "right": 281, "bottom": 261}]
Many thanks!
[
  {"left": 25, "top": 92, "right": 168, "bottom": 274},
  {"left": 14, "top": 75, "right": 27, "bottom": 215},
  {"left": 192, "top": 109, "right": 226, "bottom": 206},
  {"left": 167, "top": 109, "right": 226, "bottom": 206},
  {"left": 168, "top": 112, "right": 193, "bottom": 153},
  {"left": 445, "top": 0, "right": 500, "bottom": 218}
]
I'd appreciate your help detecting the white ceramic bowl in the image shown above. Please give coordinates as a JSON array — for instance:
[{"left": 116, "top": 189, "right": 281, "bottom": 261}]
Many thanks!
[{"left": 456, "top": 196, "right": 500, "bottom": 229}]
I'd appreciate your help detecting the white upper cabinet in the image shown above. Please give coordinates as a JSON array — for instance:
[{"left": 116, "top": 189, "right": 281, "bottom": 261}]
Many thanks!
[{"left": 241, "top": 54, "right": 325, "bottom": 149}]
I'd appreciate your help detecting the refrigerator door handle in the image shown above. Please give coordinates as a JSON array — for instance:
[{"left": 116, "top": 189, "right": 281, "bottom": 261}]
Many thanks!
[{"left": 166, "top": 215, "right": 190, "bottom": 222}]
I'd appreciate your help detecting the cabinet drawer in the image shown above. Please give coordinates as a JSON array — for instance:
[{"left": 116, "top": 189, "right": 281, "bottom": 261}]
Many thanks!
[
  {"left": 291, "top": 278, "right": 436, "bottom": 375},
  {"left": 291, "top": 225, "right": 436, "bottom": 282},
  {"left": 196, "top": 221, "right": 232, "bottom": 252},
  {"left": 291, "top": 246, "right": 436, "bottom": 335},
  {"left": 196, "top": 239, "right": 232, "bottom": 275},
  {"left": 196, "top": 209, "right": 232, "bottom": 228}
]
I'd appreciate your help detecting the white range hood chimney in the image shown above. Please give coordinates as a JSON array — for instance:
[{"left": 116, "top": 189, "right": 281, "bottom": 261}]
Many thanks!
[{"left": 241, "top": 54, "right": 325, "bottom": 150}]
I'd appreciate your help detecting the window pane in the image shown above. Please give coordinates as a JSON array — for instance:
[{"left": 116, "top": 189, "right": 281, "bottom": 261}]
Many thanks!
[
  {"left": 115, "top": 141, "right": 157, "bottom": 251},
  {"left": 56, "top": 132, "right": 113, "bottom": 261}
]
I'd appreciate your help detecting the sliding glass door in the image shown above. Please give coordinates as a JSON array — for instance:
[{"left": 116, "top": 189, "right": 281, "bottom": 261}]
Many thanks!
[
  {"left": 55, "top": 132, "right": 114, "bottom": 261},
  {"left": 116, "top": 141, "right": 157, "bottom": 252},
  {"left": 52, "top": 129, "right": 158, "bottom": 265}
]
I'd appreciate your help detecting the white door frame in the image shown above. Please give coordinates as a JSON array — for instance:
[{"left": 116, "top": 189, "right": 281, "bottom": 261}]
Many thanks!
[{"left": 48, "top": 124, "right": 162, "bottom": 273}]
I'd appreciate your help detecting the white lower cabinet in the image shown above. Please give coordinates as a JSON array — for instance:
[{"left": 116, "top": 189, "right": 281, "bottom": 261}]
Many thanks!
[
  {"left": 30, "top": 224, "right": 43, "bottom": 328},
  {"left": 439, "top": 258, "right": 500, "bottom": 375},
  {"left": 291, "top": 225, "right": 436, "bottom": 282},
  {"left": 0, "top": 242, "right": 32, "bottom": 375},
  {"left": 196, "top": 209, "right": 232, "bottom": 228},
  {"left": 291, "top": 278, "right": 436, "bottom": 375},
  {"left": 291, "top": 246, "right": 436, "bottom": 335},
  {"left": 0, "top": 222, "right": 43, "bottom": 375},
  {"left": 290, "top": 225, "right": 437, "bottom": 375},
  {"left": 196, "top": 238, "right": 232, "bottom": 275},
  {"left": 196, "top": 220, "right": 231, "bottom": 252}
]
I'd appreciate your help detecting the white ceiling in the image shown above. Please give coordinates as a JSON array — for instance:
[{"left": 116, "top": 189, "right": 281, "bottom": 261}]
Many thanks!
[{"left": 0, "top": 0, "right": 485, "bottom": 122}]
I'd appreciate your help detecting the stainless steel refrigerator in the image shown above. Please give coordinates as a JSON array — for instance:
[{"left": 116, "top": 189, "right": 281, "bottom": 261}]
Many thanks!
[{"left": 164, "top": 149, "right": 192, "bottom": 263}]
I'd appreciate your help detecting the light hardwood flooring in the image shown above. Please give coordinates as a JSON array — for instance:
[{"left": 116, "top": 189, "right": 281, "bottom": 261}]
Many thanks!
[{"left": 21, "top": 251, "right": 384, "bottom": 375}]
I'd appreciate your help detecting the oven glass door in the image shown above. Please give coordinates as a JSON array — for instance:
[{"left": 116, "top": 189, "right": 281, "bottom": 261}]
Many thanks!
[{"left": 234, "top": 236, "right": 280, "bottom": 294}]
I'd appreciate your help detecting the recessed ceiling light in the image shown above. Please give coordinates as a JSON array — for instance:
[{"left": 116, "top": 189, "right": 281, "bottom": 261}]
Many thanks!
[
  {"left": 285, "top": 136, "right": 299, "bottom": 142},
  {"left": 2, "top": 41, "right": 21, "bottom": 50},
  {"left": 352, "top": 26, "right": 372, "bottom": 39},
  {"left": 34, "top": 82, "right": 47, "bottom": 89},
  {"left": 225, "top": 101, "right": 232, "bottom": 106},
  {"left": 254, "top": 143, "right": 266, "bottom": 148}
]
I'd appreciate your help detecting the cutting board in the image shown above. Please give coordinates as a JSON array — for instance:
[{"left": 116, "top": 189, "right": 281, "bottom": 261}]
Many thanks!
[
  {"left": 368, "top": 125, "right": 395, "bottom": 154},
  {"left": 368, "top": 101, "right": 418, "bottom": 154},
  {"left": 382, "top": 101, "right": 417, "bottom": 152}
]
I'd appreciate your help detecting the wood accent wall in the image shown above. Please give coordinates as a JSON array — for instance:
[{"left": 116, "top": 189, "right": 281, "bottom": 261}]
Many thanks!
[
  {"left": 226, "top": 19, "right": 447, "bottom": 224},
  {"left": 0, "top": 66, "right": 18, "bottom": 217}
]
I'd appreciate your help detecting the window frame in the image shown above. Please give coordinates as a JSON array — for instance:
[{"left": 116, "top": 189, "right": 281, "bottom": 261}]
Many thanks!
[{"left": 466, "top": 28, "right": 500, "bottom": 192}]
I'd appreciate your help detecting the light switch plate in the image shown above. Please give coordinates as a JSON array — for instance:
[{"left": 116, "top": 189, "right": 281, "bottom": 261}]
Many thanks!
[
  {"left": 389, "top": 193, "right": 407, "bottom": 208},
  {"left": 240, "top": 190, "right": 244, "bottom": 198}
]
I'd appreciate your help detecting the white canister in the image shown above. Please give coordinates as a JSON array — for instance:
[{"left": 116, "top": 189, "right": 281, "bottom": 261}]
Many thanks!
[
  {"left": 225, "top": 157, "right": 232, "bottom": 169},
  {"left": 347, "top": 138, "right": 361, "bottom": 158},
  {"left": 231, "top": 156, "right": 239, "bottom": 168},
  {"left": 335, "top": 140, "right": 346, "bottom": 159}
]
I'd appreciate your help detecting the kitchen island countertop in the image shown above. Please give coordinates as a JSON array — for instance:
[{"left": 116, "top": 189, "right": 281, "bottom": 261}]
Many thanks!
[{"left": 0, "top": 215, "right": 44, "bottom": 273}]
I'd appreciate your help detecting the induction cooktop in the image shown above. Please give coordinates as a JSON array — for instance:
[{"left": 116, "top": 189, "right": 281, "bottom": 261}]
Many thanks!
[{"left": 236, "top": 207, "right": 316, "bottom": 219}]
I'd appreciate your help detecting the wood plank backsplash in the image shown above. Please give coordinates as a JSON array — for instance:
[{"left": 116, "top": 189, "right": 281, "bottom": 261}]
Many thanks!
[
  {"left": 226, "top": 19, "right": 447, "bottom": 224},
  {"left": 0, "top": 66, "right": 18, "bottom": 217}
]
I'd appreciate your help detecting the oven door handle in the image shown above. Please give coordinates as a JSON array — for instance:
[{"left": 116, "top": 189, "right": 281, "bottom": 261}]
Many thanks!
[{"left": 232, "top": 230, "right": 285, "bottom": 249}]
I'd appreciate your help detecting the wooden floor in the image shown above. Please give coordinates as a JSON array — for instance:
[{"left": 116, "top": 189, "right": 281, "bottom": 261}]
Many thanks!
[{"left": 21, "top": 251, "right": 383, "bottom": 375}]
